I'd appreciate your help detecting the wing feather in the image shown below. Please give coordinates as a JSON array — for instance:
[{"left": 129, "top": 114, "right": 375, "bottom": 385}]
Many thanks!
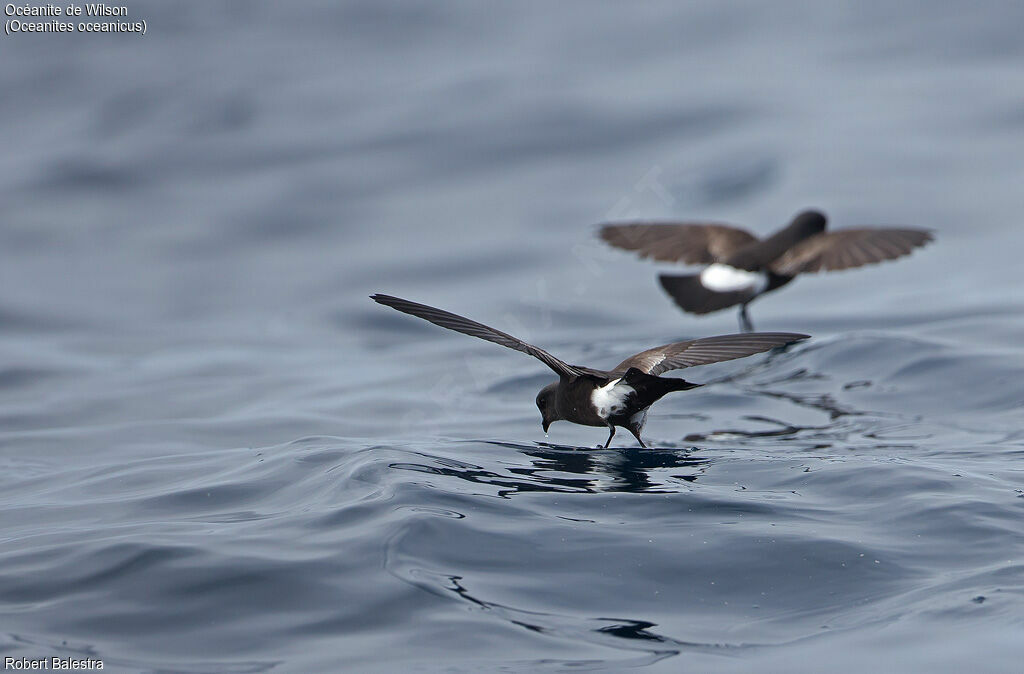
[
  {"left": 599, "top": 222, "right": 759, "bottom": 265},
  {"left": 613, "top": 332, "right": 809, "bottom": 376},
  {"left": 772, "top": 228, "right": 933, "bottom": 275},
  {"left": 371, "top": 294, "right": 585, "bottom": 379}
]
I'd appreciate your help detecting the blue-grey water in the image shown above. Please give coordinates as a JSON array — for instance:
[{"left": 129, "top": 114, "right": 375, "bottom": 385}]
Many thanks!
[{"left": 2, "top": 2, "right": 1023, "bottom": 672}]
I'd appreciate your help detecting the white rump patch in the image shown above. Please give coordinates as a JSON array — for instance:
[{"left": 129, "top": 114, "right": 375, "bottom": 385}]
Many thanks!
[
  {"left": 700, "top": 263, "right": 768, "bottom": 294},
  {"left": 591, "top": 378, "right": 635, "bottom": 419}
]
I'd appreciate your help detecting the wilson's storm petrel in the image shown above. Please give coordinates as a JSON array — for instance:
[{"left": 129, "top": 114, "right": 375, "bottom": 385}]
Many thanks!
[
  {"left": 600, "top": 209, "right": 933, "bottom": 332},
  {"left": 371, "top": 294, "right": 808, "bottom": 448}
]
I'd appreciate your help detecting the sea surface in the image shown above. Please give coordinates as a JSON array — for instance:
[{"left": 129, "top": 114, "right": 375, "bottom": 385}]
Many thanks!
[{"left": 2, "top": 2, "right": 1023, "bottom": 672}]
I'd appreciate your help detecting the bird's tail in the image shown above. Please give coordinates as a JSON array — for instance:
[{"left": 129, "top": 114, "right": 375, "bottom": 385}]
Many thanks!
[
  {"left": 624, "top": 367, "right": 701, "bottom": 394},
  {"left": 658, "top": 273, "right": 749, "bottom": 315}
]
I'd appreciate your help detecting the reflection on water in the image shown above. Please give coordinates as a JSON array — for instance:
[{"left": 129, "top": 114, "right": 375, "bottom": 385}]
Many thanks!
[{"left": 391, "top": 441, "right": 712, "bottom": 495}]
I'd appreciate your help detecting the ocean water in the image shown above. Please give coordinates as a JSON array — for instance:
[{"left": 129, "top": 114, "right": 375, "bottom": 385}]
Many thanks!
[{"left": 2, "top": 1, "right": 1023, "bottom": 671}]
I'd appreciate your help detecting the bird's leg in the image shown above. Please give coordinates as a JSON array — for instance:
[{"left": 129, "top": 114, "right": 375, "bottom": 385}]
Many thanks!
[
  {"left": 738, "top": 304, "right": 754, "bottom": 333},
  {"left": 603, "top": 426, "right": 616, "bottom": 448},
  {"left": 628, "top": 426, "right": 648, "bottom": 448}
]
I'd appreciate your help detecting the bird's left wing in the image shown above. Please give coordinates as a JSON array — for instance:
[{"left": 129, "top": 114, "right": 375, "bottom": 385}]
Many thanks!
[
  {"left": 371, "top": 294, "right": 588, "bottom": 379},
  {"left": 598, "top": 222, "right": 759, "bottom": 265}
]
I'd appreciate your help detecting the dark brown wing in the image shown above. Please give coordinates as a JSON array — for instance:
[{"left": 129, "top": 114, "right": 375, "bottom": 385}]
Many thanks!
[
  {"left": 371, "top": 294, "right": 586, "bottom": 379},
  {"left": 771, "top": 228, "right": 933, "bottom": 275},
  {"left": 613, "top": 332, "right": 809, "bottom": 376},
  {"left": 598, "top": 222, "right": 759, "bottom": 265}
]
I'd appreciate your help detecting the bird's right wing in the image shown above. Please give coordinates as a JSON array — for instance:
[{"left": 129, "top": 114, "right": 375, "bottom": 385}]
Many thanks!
[
  {"left": 371, "top": 294, "right": 587, "bottom": 379},
  {"left": 771, "top": 228, "right": 933, "bottom": 275},
  {"left": 613, "top": 332, "right": 809, "bottom": 376},
  {"left": 598, "top": 222, "right": 760, "bottom": 265}
]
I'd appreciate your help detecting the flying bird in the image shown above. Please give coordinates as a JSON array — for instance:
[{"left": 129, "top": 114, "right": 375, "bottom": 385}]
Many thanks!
[
  {"left": 371, "top": 294, "right": 808, "bottom": 448},
  {"left": 599, "top": 209, "right": 933, "bottom": 332}
]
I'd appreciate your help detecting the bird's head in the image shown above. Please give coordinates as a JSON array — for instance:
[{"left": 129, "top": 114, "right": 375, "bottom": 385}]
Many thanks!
[
  {"left": 792, "top": 209, "right": 827, "bottom": 235},
  {"left": 535, "top": 383, "right": 560, "bottom": 432}
]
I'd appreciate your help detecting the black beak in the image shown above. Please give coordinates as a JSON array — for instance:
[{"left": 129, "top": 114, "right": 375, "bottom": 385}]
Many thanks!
[{"left": 542, "top": 419, "right": 551, "bottom": 433}]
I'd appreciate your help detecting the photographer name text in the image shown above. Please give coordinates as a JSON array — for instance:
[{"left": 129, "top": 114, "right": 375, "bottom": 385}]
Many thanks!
[{"left": 4, "top": 657, "right": 103, "bottom": 670}]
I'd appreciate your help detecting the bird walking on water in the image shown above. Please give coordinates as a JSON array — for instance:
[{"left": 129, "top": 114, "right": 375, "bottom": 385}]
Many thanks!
[
  {"left": 371, "top": 294, "right": 808, "bottom": 448},
  {"left": 599, "top": 209, "right": 933, "bottom": 332}
]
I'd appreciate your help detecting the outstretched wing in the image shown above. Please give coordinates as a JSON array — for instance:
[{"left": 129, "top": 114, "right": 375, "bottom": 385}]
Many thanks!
[
  {"left": 598, "top": 222, "right": 759, "bottom": 265},
  {"left": 371, "top": 294, "right": 586, "bottom": 379},
  {"left": 771, "top": 228, "right": 933, "bottom": 275},
  {"left": 613, "top": 332, "right": 808, "bottom": 376}
]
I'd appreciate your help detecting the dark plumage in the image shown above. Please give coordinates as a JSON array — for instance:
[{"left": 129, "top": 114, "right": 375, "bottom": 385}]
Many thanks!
[
  {"left": 371, "top": 294, "right": 808, "bottom": 447},
  {"left": 600, "top": 209, "right": 933, "bottom": 331}
]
